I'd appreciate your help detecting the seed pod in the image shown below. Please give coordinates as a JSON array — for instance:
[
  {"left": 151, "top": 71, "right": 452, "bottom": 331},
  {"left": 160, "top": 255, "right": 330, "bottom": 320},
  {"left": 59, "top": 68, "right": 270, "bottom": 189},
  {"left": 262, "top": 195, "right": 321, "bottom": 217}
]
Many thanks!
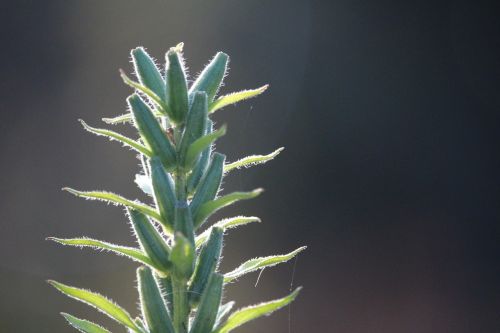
[
  {"left": 170, "top": 233, "right": 195, "bottom": 280},
  {"left": 189, "top": 52, "right": 229, "bottom": 102},
  {"left": 156, "top": 275, "right": 174, "bottom": 316},
  {"left": 128, "top": 94, "right": 176, "bottom": 170},
  {"left": 166, "top": 47, "right": 189, "bottom": 123},
  {"left": 189, "top": 227, "right": 223, "bottom": 305},
  {"left": 131, "top": 47, "right": 166, "bottom": 101},
  {"left": 128, "top": 209, "right": 171, "bottom": 273},
  {"left": 187, "top": 119, "right": 213, "bottom": 194},
  {"left": 150, "top": 157, "right": 176, "bottom": 230},
  {"left": 189, "top": 273, "right": 224, "bottom": 333},
  {"left": 190, "top": 153, "right": 225, "bottom": 217},
  {"left": 174, "top": 201, "right": 195, "bottom": 247},
  {"left": 137, "top": 267, "right": 175, "bottom": 333},
  {"left": 178, "top": 92, "right": 208, "bottom": 167}
]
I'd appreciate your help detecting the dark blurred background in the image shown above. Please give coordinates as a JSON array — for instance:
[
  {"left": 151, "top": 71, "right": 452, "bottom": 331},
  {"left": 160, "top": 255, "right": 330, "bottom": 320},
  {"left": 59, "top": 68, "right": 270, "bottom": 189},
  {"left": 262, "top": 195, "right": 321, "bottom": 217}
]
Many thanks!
[{"left": 1, "top": 0, "right": 500, "bottom": 332}]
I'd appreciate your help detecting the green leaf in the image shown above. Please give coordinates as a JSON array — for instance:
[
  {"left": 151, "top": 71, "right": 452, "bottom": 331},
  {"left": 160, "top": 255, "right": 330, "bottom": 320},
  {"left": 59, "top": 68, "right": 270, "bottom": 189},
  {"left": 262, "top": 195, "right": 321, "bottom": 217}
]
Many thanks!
[
  {"left": 209, "top": 85, "right": 269, "bottom": 113},
  {"left": 166, "top": 45, "right": 189, "bottom": 123},
  {"left": 194, "top": 189, "right": 263, "bottom": 229},
  {"left": 189, "top": 52, "right": 229, "bottom": 102},
  {"left": 170, "top": 233, "right": 195, "bottom": 280},
  {"left": 137, "top": 267, "right": 175, "bottom": 333},
  {"left": 189, "top": 273, "right": 224, "bottom": 333},
  {"left": 63, "top": 188, "right": 161, "bottom": 223},
  {"left": 151, "top": 157, "right": 177, "bottom": 230},
  {"left": 189, "top": 153, "right": 225, "bottom": 217},
  {"left": 48, "top": 280, "right": 140, "bottom": 332},
  {"left": 195, "top": 216, "right": 260, "bottom": 248},
  {"left": 213, "top": 287, "right": 302, "bottom": 333},
  {"left": 102, "top": 110, "right": 163, "bottom": 125},
  {"left": 188, "top": 227, "right": 223, "bottom": 305},
  {"left": 224, "top": 147, "right": 284, "bottom": 173},
  {"left": 128, "top": 94, "right": 177, "bottom": 170},
  {"left": 187, "top": 119, "right": 213, "bottom": 194},
  {"left": 120, "top": 69, "right": 166, "bottom": 112},
  {"left": 224, "top": 246, "right": 307, "bottom": 283},
  {"left": 62, "top": 313, "right": 111, "bottom": 333},
  {"left": 47, "top": 237, "right": 154, "bottom": 268},
  {"left": 184, "top": 125, "right": 226, "bottom": 170},
  {"left": 131, "top": 47, "right": 166, "bottom": 101},
  {"left": 128, "top": 209, "right": 172, "bottom": 273},
  {"left": 214, "top": 302, "right": 235, "bottom": 330},
  {"left": 178, "top": 92, "right": 208, "bottom": 166},
  {"left": 79, "top": 120, "right": 152, "bottom": 157}
]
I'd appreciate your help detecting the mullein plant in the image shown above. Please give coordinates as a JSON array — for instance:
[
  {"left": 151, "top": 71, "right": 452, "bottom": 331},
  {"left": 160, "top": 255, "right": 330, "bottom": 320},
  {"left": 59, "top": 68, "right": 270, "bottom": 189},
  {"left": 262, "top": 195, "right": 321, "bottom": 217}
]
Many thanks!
[{"left": 48, "top": 43, "right": 306, "bottom": 333}]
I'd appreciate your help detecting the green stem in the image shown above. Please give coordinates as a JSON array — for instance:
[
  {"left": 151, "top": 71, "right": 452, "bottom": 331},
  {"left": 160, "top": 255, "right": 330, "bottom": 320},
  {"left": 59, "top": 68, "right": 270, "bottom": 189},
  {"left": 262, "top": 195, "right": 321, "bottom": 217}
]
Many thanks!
[{"left": 172, "top": 277, "right": 189, "bottom": 333}]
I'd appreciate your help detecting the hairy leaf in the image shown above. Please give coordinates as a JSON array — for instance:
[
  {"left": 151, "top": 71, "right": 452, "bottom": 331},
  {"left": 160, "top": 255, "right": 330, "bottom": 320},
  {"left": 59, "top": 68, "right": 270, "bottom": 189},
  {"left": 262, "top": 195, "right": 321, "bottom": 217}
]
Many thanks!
[
  {"left": 49, "top": 280, "right": 140, "bottom": 332},
  {"left": 209, "top": 85, "right": 268, "bottom": 113},
  {"left": 194, "top": 189, "right": 263, "bottom": 229},
  {"left": 224, "top": 147, "right": 284, "bottom": 173},
  {"left": 195, "top": 216, "right": 260, "bottom": 248},
  {"left": 79, "top": 120, "right": 152, "bottom": 156},
  {"left": 213, "top": 287, "right": 302, "bottom": 333},
  {"left": 224, "top": 246, "right": 307, "bottom": 282},
  {"left": 184, "top": 125, "right": 226, "bottom": 170},
  {"left": 120, "top": 69, "right": 165, "bottom": 111},
  {"left": 62, "top": 313, "right": 111, "bottom": 333}
]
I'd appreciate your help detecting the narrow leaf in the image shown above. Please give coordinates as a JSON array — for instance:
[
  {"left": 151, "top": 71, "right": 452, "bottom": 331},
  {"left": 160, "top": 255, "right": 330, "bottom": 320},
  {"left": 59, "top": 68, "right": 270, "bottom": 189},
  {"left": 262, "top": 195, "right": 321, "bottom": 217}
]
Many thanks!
[
  {"left": 102, "top": 110, "right": 163, "bottom": 125},
  {"left": 187, "top": 119, "right": 213, "bottom": 194},
  {"left": 137, "top": 267, "right": 175, "bottom": 333},
  {"left": 79, "top": 120, "right": 152, "bottom": 157},
  {"left": 189, "top": 153, "right": 225, "bottom": 217},
  {"left": 189, "top": 227, "right": 223, "bottom": 305},
  {"left": 184, "top": 125, "right": 226, "bottom": 170},
  {"left": 128, "top": 94, "right": 177, "bottom": 170},
  {"left": 49, "top": 280, "right": 139, "bottom": 332},
  {"left": 195, "top": 216, "right": 260, "bottom": 248},
  {"left": 63, "top": 188, "right": 161, "bottom": 222},
  {"left": 213, "top": 287, "right": 302, "bottom": 333},
  {"left": 128, "top": 209, "right": 172, "bottom": 273},
  {"left": 209, "top": 85, "right": 269, "bottom": 113},
  {"left": 189, "top": 52, "right": 229, "bottom": 102},
  {"left": 214, "top": 302, "right": 235, "bottom": 330},
  {"left": 62, "top": 313, "right": 111, "bottom": 333},
  {"left": 224, "top": 147, "right": 284, "bottom": 173},
  {"left": 131, "top": 47, "right": 166, "bottom": 100},
  {"left": 189, "top": 273, "right": 224, "bottom": 333},
  {"left": 166, "top": 46, "right": 189, "bottom": 123},
  {"left": 194, "top": 189, "right": 263, "bottom": 229},
  {"left": 224, "top": 246, "right": 307, "bottom": 283},
  {"left": 120, "top": 69, "right": 165, "bottom": 111},
  {"left": 48, "top": 237, "right": 153, "bottom": 268}
]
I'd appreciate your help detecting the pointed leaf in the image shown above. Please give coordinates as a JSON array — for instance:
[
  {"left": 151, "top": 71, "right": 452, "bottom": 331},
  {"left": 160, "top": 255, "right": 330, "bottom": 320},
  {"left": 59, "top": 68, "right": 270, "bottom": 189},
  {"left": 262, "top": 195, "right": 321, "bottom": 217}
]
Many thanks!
[
  {"left": 195, "top": 216, "right": 260, "bottom": 248},
  {"left": 128, "top": 209, "right": 172, "bottom": 273},
  {"left": 79, "top": 120, "right": 152, "bottom": 156},
  {"left": 224, "top": 246, "right": 307, "bottom": 283},
  {"left": 209, "top": 85, "right": 269, "bottom": 113},
  {"left": 120, "top": 69, "right": 165, "bottom": 111},
  {"left": 214, "top": 302, "right": 235, "bottom": 330},
  {"left": 102, "top": 110, "right": 163, "bottom": 125},
  {"left": 194, "top": 189, "right": 263, "bottom": 229},
  {"left": 189, "top": 273, "right": 224, "bottom": 333},
  {"left": 137, "top": 267, "right": 175, "bottom": 333},
  {"left": 63, "top": 188, "right": 161, "bottom": 222},
  {"left": 131, "top": 47, "right": 166, "bottom": 100},
  {"left": 224, "top": 147, "right": 284, "bottom": 173},
  {"left": 47, "top": 237, "right": 154, "bottom": 268},
  {"left": 166, "top": 45, "right": 189, "bottom": 123},
  {"left": 49, "top": 280, "right": 140, "bottom": 332},
  {"left": 187, "top": 120, "right": 213, "bottom": 194},
  {"left": 213, "top": 288, "right": 302, "bottom": 333},
  {"left": 128, "top": 94, "right": 177, "bottom": 170},
  {"left": 62, "top": 313, "right": 111, "bottom": 333},
  {"left": 184, "top": 125, "right": 226, "bottom": 170},
  {"left": 189, "top": 52, "right": 229, "bottom": 102},
  {"left": 189, "top": 227, "right": 223, "bottom": 305},
  {"left": 189, "top": 153, "right": 225, "bottom": 217}
]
